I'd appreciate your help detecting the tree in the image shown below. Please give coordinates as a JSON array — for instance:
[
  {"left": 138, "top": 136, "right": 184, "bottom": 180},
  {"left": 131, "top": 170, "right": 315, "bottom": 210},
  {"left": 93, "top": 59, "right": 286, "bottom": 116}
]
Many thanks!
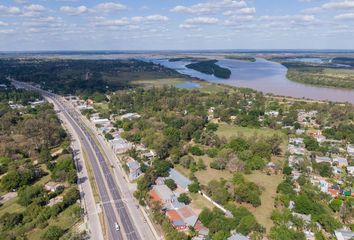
[
  {"left": 304, "top": 136, "right": 319, "bottom": 151},
  {"left": 317, "top": 163, "right": 332, "bottom": 177},
  {"left": 329, "top": 199, "right": 342, "bottom": 212},
  {"left": 104, "top": 132, "right": 114, "bottom": 140},
  {"left": 41, "top": 226, "right": 65, "bottom": 240},
  {"left": 188, "top": 182, "right": 200, "bottom": 193},
  {"left": 189, "top": 146, "right": 204, "bottom": 156},
  {"left": 39, "top": 146, "right": 52, "bottom": 163},
  {"left": 0, "top": 212, "right": 23, "bottom": 230},
  {"left": 164, "top": 179, "right": 177, "bottom": 191},
  {"left": 269, "top": 225, "right": 305, "bottom": 240},
  {"left": 180, "top": 155, "right": 194, "bottom": 169},
  {"left": 206, "top": 123, "right": 219, "bottom": 132},
  {"left": 177, "top": 193, "right": 191, "bottom": 204},
  {"left": 283, "top": 166, "right": 293, "bottom": 175},
  {"left": 18, "top": 185, "right": 45, "bottom": 206}
]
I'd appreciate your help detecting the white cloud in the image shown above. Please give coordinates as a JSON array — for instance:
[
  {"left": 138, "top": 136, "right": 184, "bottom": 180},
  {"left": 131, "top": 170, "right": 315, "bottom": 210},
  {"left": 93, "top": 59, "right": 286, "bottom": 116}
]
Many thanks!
[
  {"left": 0, "top": 29, "right": 15, "bottom": 34},
  {"left": 171, "top": 0, "right": 248, "bottom": 14},
  {"left": 185, "top": 17, "right": 219, "bottom": 25},
  {"left": 0, "top": 5, "right": 21, "bottom": 16},
  {"left": 60, "top": 5, "right": 88, "bottom": 15},
  {"left": 131, "top": 15, "right": 169, "bottom": 23},
  {"left": 95, "top": 2, "right": 127, "bottom": 12},
  {"left": 322, "top": 0, "right": 354, "bottom": 9},
  {"left": 0, "top": 21, "right": 9, "bottom": 26},
  {"left": 238, "top": 7, "right": 256, "bottom": 14},
  {"left": 334, "top": 12, "right": 354, "bottom": 19},
  {"left": 25, "top": 4, "right": 45, "bottom": 12}
]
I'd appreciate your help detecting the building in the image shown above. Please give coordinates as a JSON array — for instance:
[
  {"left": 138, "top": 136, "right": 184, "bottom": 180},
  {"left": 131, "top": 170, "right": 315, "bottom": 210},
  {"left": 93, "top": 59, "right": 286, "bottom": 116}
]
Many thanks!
[
  {"left": 228, "top": 233, "right": 249, "bottom": 240},
  {"left": 126, "top": 158, "right": 142, "bottom": 181},
  {"left": 347, "top": 166, "right": 354, "bottom": 176},
  {"left": 265, "top": 111, "right": 279, "bottom": 117},
  {"left": 315, "top": 156, "right": 331, "bottom": 164},
  {"left": 166, "top": 206, "right": 199, "bottom": 231},
  {"left": 167, "top": 169, "right": 192, "bottom": 192},
  {"left": 92, "top": 118, "right": 111, "bottom": 126},
  {"left": 347, "top": 145, "right": 354, "bottom": 156},
  {"left": 334, "top": 229, "right": 354, "bottom": 240},
  {"left": 120, "top": 113, "right": 141, "bottom": 121},
  {"left": 109, "top": 138, "right": 133, "bottom": 154},
  {"left": 149, "top": 185, "right": 175, "bottom": 207},
  {"left": 44, "top": 182, "right": 64, "bottom": 192},
  {"left": 289, "top": 138, "right": 304, "bottom": 146},
  {"left": 333, "top": 157, "right": 348, "bottom": 167}
]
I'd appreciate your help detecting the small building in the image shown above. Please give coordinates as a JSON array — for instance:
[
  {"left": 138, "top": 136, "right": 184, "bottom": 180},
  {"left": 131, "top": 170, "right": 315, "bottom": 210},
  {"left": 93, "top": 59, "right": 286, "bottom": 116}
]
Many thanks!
[
  {"left": 347, "top": 166, "right": 354, "bottom": 176},
  {"left": 347, "top": 145, "right": 354, "bottom": 156},
  {"left": 47, "top": 196, "right": 63, "bottom": 207},
  {"left": 44, "top": 182, "right": 64, "bottom": 192},
  {"left": 334, "top": 229, "right": 354, "bottom": 240},
  {"left": 92, "top": 118, "right": 111, "bottom": 126},
  {"left": 109, "top": 138, "right": 133, "bottom": 154},
  {"left": 120, "top": 113, "right": 141, "bottom": 121},
  {"left": 315, "top": 156, "right": 331, "bottom": 164},
  {"left": 289, "top": 138, "right": 304, "bottom": 146},
  {"left": 126, "top": 158, "right": 142, "bottom": 181},
  {"left": 228, "top": 233, "right": 249, "bottom": 240},
  {"left": 167, "top": 169, "right": 192, "bottom": 192},
  {"left": 265, "top": 111, "right": 279, "bottom": 117},
  {"left": 333, "top": 157, "right": 348, "bottom": 167},
  {"left": 149, "top": 185, "right": 175, "bottom": 207}
]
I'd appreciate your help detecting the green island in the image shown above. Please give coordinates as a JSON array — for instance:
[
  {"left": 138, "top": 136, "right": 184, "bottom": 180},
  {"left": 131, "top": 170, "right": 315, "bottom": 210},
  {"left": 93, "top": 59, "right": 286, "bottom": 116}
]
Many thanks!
[
  {"left": 186, "top": 60, "right": 232, "bottom": 79},
  {"left": 225, "top": 55, "right": 256, "bottom": 62},
  {"left": 282, "top": 62, "right": 354, "bottom": 89}
]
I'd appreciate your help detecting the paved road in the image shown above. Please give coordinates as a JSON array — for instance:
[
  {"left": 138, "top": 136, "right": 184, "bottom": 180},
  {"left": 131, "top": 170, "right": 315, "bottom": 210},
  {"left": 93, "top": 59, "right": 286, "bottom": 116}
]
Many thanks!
[{"left": 13, "top": 81, "right": 141, "bottom": 240}]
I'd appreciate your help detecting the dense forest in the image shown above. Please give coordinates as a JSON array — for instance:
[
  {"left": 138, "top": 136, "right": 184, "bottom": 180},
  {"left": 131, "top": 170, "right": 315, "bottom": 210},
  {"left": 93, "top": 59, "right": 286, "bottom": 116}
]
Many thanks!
[
  {"left": 186, "top": 60, "right": 232, "bottom": 79},
  {"left": 0, "top": 59, "right": 180, "bottom": 95}
]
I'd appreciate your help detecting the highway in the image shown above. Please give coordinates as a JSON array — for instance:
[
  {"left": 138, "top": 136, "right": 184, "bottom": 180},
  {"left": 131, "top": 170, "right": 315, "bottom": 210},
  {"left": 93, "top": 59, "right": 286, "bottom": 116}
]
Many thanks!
[{"left": 12, "top": 80, "right": 142, "bottom": 240}]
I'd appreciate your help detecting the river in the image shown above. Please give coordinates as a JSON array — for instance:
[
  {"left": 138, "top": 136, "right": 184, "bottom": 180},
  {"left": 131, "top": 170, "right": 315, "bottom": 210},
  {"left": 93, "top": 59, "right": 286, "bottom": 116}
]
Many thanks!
[{"left": 152, "top": 58, "right": 354, "bottom": 104}]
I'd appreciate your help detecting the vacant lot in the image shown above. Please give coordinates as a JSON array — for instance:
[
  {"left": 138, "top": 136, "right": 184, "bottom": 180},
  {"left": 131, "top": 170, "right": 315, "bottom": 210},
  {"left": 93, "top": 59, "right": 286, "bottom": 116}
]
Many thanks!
[{"left": 244, "top": 171, "right": 283, "bottom": 232}]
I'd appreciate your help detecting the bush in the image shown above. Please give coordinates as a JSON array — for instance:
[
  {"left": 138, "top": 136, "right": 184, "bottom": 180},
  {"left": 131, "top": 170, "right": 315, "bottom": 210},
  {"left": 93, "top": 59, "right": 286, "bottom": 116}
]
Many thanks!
[
  {"left": 189, "top": 146, "right": 204, "bottom": 156},
  {"left": 41, "top": 226, "right": 65, "bottom": 240},
  {"left": 188, "top": 182, "right": 200, "bottom": 193}
]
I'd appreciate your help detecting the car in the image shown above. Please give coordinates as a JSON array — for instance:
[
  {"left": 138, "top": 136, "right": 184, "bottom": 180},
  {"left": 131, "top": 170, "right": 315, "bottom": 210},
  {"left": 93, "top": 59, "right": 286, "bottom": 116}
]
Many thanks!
[{"left": 115, "top": 222, "right": 120, "bottom": 231}]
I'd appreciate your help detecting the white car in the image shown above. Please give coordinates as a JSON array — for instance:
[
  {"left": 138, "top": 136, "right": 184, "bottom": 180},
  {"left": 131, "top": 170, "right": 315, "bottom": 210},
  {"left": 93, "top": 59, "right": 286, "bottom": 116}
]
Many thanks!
[{"left": 115, "top": 222, "right": 120, "bottom": 231}]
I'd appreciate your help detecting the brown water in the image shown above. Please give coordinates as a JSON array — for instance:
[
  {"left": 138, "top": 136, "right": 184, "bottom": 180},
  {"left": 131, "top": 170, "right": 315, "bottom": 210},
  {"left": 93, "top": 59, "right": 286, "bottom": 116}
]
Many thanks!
[{"left": 153, "top": 58, "right": 354, "bottom": 104}]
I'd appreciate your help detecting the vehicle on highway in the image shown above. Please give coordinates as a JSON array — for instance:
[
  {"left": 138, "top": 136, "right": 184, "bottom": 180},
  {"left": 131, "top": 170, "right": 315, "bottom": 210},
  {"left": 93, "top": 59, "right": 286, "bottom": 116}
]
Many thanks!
[{"left": 115, "top": 222, "right": 120, "bottom": 231}]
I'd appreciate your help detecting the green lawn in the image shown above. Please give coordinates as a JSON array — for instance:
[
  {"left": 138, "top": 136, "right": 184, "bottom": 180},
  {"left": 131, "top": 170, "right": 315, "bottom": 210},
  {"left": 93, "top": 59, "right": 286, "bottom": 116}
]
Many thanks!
[{"left": 0, "top": 197, "right": 24, "bottom": 218}]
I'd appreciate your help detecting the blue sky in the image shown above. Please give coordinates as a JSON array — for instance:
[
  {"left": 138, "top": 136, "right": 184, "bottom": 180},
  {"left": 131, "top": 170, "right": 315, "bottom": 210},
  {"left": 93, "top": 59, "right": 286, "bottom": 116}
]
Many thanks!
[{"left": 1, "top": 0, "right": 354, "bottom": 50}]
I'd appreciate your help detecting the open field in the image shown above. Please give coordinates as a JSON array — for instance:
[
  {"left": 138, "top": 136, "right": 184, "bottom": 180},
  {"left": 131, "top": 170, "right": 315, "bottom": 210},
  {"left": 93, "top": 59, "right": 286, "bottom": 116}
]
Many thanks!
[
  {"left": 189, "top": 193, "right": 215, "bottom": 214},
  {"left": 216, "top": 123, "right": 288, "bottom": 150},
  {"left": 244, "top": 171, "right": 283, "bottom": 232}
]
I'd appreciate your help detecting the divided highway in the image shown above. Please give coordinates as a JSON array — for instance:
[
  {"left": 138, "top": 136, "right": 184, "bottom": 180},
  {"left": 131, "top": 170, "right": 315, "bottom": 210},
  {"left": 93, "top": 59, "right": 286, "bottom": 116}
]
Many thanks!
[{"left": 12, "top": 81, "right": 142, "bottom": 240}]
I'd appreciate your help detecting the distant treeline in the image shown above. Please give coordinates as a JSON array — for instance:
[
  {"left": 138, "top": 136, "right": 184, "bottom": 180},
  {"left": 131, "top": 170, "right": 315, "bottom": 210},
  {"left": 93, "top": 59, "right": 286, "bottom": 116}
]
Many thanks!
[
  {"left": 225, "top": 56, "right": 256, "bottom": 62},
  {"left": 186, "top": 60, "right": 232, "bottom": 79}
]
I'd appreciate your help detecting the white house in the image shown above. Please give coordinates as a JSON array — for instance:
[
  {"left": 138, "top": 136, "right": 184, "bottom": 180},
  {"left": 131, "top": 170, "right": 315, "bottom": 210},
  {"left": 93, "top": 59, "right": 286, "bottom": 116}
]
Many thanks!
[{"left": 126, "top": 158, "right": 142, "bottom": 181}]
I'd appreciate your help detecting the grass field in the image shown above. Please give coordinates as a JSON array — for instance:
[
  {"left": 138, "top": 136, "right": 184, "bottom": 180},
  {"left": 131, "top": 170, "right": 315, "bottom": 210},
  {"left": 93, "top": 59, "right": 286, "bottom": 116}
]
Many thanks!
[
  {"left": 244, "top": 171, "right": 283, "bottom": 232},
  {"left": 189, "top": 192, "right": 215, "bottom": 214}
]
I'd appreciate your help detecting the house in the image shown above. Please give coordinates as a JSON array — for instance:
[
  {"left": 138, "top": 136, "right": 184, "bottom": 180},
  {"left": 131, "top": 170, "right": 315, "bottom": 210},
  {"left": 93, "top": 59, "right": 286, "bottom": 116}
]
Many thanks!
[
  {"left": 44, "top": 182, "right": 64, "bottom": 192},
  {"left": 347, "top": 166, "right": 354, "bottom": 176},
  {"left": 120, "top": 113, "right": 141, "bottom": 121},
  {"left": 333, "top": 157, "right": 348, "bottom": 167},
  {"left": 307, "top": 129, "right": 322, "bottom": 138},
  {"left": 315, "top": 135, "right": 326, "bottom": 143},
  {"left": 334, "top": 229, "right": 354, "bottom": 240},
  {"left": 167, "top": 169, "right": 192, "bottom": 192},
  {"left": 265, "top": 111, "right": 279, "bottom": 117},
  {"left": 92, "top": 118, "right": 110, "bottom": 126},
  {"left": 296, "top": 129, "right": 305, "bottom": 135},
  {"left": 347, "top": 145, "right": 354, "bottom": 156},
  {"left": 315, "top": 156, "right": 331, "bottom": 164},
  {"left": 292, "top": 212, "right": 311, "bottom": 224},
  {"left": 166, "top": 209, "right": 186, "bottom": 230},
  {"left": 166, "top": 206, "right": 199, "bottom": 231},
  {"left": 109, "top": 138, "right": 133, "bottom": 154},
  {"left": 149, "top": 185, "right": 175, "bottom": 207},
  {"left": 289, "top": 138, "right": 304, "bottom": 146},
  {"left": 126, "top": 158, "right": 142, "bottom": 181},
  {"left": 228, "top": 233, "right": 249, "bottom": 240}
]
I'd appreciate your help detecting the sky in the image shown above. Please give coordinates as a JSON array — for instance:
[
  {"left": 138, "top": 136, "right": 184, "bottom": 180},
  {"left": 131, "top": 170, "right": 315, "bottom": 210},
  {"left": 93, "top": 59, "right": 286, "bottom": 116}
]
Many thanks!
[{"left": 1, "top": 0, "right": 354, "bottom": 51}]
